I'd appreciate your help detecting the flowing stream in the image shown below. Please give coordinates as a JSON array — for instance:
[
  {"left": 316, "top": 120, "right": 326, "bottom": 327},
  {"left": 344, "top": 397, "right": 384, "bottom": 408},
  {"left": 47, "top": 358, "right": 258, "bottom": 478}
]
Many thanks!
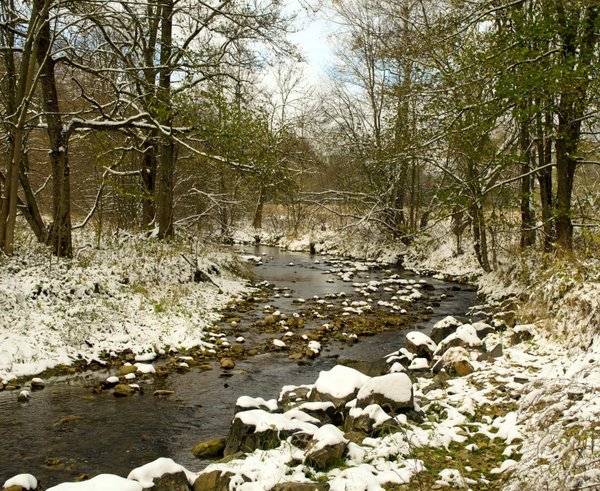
[{"left": 0, "top": 246, "right": 477, "bottom": 487}]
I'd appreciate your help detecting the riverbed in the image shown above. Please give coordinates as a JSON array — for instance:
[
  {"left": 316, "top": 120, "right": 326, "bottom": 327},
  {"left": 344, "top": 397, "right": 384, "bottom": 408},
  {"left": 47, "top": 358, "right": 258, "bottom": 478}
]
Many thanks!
[{"left": 0, "top": 246, "right": 477, "bottom": 486}]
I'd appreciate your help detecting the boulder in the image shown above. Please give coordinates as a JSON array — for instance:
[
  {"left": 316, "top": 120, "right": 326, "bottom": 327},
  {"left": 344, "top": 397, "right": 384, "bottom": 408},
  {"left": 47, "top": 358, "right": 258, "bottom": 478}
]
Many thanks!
[
  {"left": 304, "top": 425, "right": 348, "bottom": 470},
  {"left": 224, "top": 410, "right": 318, "bottom": 456},
  {"left": 430, "top": 316, "right": 462, "bottom": 344},
  {"left": 2, "top": 474, "right": 38, "bottom": 490},
  {"left": 145, "top": 471, "right": 190, "bottom": 491},
  {"left": 17, "top": 391, "right": 30, "bottom": 402},
  {"left": 193, "top": 470, "right": 241, "bottom": 491},
  {"left": 432, "top": 347, "right": 474, "bottom": 376},
  {"left": 405, "top": 332, "right": 437, "bottom": 360},
  {"left": 356, "top": 373, "right": 413, "bottom": 414},
  {"left": 435, "top": 324, "right": 482, "bottom": 356},
  {"left": 30, "top": 378, "right": 45, "bottom": 391},
  {"left": 128, "top": 458, "right": 194, "bottom": 491},
  {"left": 192, "top": 437, "right": 226, "bottom": 459},
  {"left": 472, "top": 321, "right": 495, "bottom": 340},
  {"left": 345, "top": 404, "right": 397, "bottom": 435},
  {"left": 309, "top": 365, "right": 371, "bottom": 407}
]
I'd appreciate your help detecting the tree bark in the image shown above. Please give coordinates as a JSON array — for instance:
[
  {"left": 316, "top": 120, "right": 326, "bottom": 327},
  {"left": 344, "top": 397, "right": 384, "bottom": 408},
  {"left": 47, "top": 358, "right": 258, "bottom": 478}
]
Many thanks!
[
  {"left": 142, "top": 138, "right": 158, "bottom": 228},
  {"left": 519, "top": 120, "right": 535, "bottom": 249},
  {"left": 156, "top": 0, "right": 174, "bottom": 240},
  {"left": 36, "top": 0, "right": 72, "bottom": 257},
  {"left": 536, "top": 111, "right": 554, "bottom": 252}
]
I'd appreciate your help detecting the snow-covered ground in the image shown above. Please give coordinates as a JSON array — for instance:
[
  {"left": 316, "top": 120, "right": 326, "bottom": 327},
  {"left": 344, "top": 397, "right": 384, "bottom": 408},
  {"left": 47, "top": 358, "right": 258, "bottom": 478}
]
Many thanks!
[{"left": 0, "top": 232, "right": 248, "bottom": 382}]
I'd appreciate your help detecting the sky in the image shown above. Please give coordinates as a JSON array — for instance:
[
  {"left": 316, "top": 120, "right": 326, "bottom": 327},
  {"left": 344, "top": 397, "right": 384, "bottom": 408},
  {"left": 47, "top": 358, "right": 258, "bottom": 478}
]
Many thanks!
[{"left": 285, "top": 1, "right": 338, "bottom": 86}]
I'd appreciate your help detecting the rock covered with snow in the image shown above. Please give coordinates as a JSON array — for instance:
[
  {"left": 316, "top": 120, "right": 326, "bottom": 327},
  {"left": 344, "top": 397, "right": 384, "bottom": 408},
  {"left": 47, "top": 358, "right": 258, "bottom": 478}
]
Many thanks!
[
  {"left": 405, "top": 331, "right": 438, "bottom": 360},
  {"left": 304, "top": 424, "right": 348, "bottom": 470},
  {"left": 432, "top": 346, "right": 475, "bottom": 376},
  {"left": 435, "top": 324, "right": 482, "bottom": 356},
  {"left": 127, "top": 457, "right": 196, "bottom": 489},
  {"left": 430, "top": 315, "right": 463, "bottom": 344},
  {"left": 309, "top": 365, "right": 371, "bottom": 406},
  {"left": 356, "top": 373, "right": 413, "bottom": 413},
  {"left": 472, "top": 321, "right": 495, "bottom": 340},
  {"left": 3, "top": 474, "right": 38, "bottom": 490},
  {"left": 346, "top": 403, "right": 397, "bottom": 434},
  {"left": 234, "top": 396, "right": 278, "bottom": 415},
  {"left": 224, "top": 409, "right": 318, "bottom": 456}
]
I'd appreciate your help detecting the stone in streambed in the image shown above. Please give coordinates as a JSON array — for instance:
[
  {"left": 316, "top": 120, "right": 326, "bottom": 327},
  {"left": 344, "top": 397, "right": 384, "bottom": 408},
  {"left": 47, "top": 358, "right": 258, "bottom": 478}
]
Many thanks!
[
  {"left": 113, "top": 384, "right": 136, "bottom": 397},
  {"left": 30, "top": 378, "right": 45, "bottom": 391},
  {"left": 119, "top": 364, "right": 138, "bottom": 376},
  {"left": 219, "top": 358, "right": 235, "bottom": 370},
  {"left": 192, "top": 437, "right": 226, "bottom": 459},
  {"left": 230, "top": 344, "right": 245, "bottom": 355}
]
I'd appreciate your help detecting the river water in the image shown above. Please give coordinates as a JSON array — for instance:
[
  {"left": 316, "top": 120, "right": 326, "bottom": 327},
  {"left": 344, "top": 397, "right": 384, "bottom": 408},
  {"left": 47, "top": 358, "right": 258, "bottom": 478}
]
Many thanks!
[{"left": 0, "top": 246, "right": 477, "bottom": 487}]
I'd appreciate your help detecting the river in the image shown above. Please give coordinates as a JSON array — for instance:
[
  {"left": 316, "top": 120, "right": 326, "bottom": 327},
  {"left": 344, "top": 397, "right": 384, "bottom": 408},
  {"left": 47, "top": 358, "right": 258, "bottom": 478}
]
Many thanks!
[{"left": 0, "top": 246, "right": 477, "bottom": 487}]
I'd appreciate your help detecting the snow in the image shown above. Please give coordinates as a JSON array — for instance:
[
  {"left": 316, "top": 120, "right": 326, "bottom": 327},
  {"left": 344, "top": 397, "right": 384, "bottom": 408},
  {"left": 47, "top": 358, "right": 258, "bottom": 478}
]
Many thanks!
[
  {"left": 127, "top": 457, "right": 196, "bottom": 487},
  {"left": 3, "top": 474, "right": 38, "bottom": 490},
  {"left": 236, "top": 396, "right": 278, "bottom": 412},
  {"left": 357, "top": 373, "right": 412, "bottom": 405},
  {"left": 312, "top": 365, "right": 371, "bottom": 400},
  {"left": 234, "top": 409, "right": 319, "bottom": 435},
  {"left": 46, "top": 474, "right": 143, "bottom": 491},
  {"left": 349, "top": 404, "right": 392, "bottom": 427},
  {"left": 307, "top": 424, "right": 348, "bottom": 453},
  {"left": 134, "top": 363, "right": 155, "bottom": 374},
  {"left": 406, "top": 331, "right": 438, "bottom": 351},
  {"left": 272, "top": 339, "right": 286, "bottom": 348}
]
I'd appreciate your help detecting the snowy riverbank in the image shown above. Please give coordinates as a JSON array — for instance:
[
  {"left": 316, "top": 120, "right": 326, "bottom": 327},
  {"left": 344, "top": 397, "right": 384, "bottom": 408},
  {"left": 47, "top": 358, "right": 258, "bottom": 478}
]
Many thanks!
[{"left": 0, "top": 233, "right": 248, "bottom": 382}]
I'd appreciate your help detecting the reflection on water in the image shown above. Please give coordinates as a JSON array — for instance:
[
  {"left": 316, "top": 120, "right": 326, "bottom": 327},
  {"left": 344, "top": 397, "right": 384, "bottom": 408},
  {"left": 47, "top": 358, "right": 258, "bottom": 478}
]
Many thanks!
[{"left": 0, "top": 246, "right": 477, "bottom": 486}]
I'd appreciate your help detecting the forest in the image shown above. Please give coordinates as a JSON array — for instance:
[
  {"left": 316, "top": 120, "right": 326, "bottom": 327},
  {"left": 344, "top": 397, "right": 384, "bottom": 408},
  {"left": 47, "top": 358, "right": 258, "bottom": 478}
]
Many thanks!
[
  {"left": 0, "top": 0, "right": 598, "bottom": 263},
  {"left": 0, "top": 1, "right": 599, "bottom": 490}
]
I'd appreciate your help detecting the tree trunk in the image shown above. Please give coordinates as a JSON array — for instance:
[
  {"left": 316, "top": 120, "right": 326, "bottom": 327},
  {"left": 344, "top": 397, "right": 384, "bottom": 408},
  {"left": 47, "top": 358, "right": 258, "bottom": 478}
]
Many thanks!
[
  {"left": 156, "top": 0, "right": 174, "bottom": 240},
  {"left": 36, "top": 0, "right": 72, "bottom": 257},
  {"left": 536, "top": 112, "right": 554, "bottom": 252},
  {"left": 471, "top": 201, "right": 491, "bottom": 272},
  {"left": 142, "top": 138, "right": 158, "bottom": 228},
  {"left": 253, "top": 186, "right": 266, "bottom": 229},
  {"left": 20, "top": 154, "right": 47, "bottom": 243},
  {"left": 0, "top": 0, "right": 46, "bottom": 254},
  {"left": 519, "top": 122, "right": 535, "bottom": 249},
  {"left": 157, "top": 140, "right": 175, "bottom": 239}
]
